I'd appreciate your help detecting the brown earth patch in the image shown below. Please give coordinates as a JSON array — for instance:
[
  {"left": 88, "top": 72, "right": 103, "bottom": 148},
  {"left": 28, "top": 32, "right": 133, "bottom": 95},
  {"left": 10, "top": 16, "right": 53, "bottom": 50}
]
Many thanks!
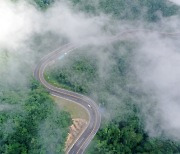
[{"left": 65, "top": 118, "right": 88, "bottom": 153}]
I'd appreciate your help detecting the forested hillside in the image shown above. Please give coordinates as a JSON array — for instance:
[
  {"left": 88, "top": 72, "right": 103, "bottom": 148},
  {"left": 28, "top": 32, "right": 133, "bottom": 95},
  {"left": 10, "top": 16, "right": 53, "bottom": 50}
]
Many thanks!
[
  {"left": 1, "top": 0, "right": 180, "bottom": 153},
  {"left": 46, "top": 40, "right": 180, "bottom": 153},
  {"left": 33, "top": 0, "right": 179, "bottom": 21},
  {"left": 0, "top": 80, "right": 72, "bottom": 153}
]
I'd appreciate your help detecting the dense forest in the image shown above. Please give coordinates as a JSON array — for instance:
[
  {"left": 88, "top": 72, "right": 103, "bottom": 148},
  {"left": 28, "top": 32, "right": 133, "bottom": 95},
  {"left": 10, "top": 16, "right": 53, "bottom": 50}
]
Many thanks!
[
  {"left": 46, "top": 40, "right": 180, "bottom": 153},
  {"left": 1, "top": 0, "right": 180, "bottom": 154},
  {"left": 0, "top": 80, "right": 72, "bottom": 154},
  {"left": 34, "top": 0, "right": 179, "bottom": 21}
]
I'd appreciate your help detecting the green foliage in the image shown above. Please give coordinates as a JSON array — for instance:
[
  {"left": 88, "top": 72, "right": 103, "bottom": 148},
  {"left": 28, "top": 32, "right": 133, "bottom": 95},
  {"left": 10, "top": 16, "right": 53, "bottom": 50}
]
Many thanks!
[
  {"left": 88, "top": 116, "right": 180, "bottom": 154},
  {"left": 140, "top": 0, "right": 179, "bottom": 21},
  {"left": 11, "top": 0, "right": 54, "bottom": 9},
  {"left": 47, "top": 53, "right": 98, "bottom": 94},
  {"left": 31, "top": 110, "right": 71, "bottom": 154},
  {"left": 69, "top": 0, "right": 179, "bottom": 22},
  {"left": 46, "top": 42, "right": 180, "bottom": 153},
  {"left": 33, "top": 0, "right": 54, "bottom": 9},
  {"left": 13, "top": 0, "right": 179, "bottom": 18},
  {"left": 46, "top": 41, "right": 139, "bottom": 108},
  {"left": 0, "top": 79, "right": 72, "bottom": 154},
  {"left": 29, "top": 78, "right": 40, "bottom": 90}
]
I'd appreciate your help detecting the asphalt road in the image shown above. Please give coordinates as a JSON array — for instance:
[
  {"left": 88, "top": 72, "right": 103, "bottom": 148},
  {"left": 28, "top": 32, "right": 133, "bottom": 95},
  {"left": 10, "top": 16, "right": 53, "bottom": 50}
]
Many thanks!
[
  {"left": 34, "top": 30, "right": 180, "bottom": 154},
  {"left": 34, "top": 43, "right": 101, "bottom": 154}
]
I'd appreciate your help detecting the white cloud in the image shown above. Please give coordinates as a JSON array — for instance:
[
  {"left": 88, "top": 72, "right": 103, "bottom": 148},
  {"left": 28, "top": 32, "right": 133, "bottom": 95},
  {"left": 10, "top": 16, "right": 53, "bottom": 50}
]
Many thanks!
[
  {"left": 134, "top": 32, "right": 180, "bottom": 139},
  {"left": 169, "top": 0, "right": 180, "bottom": 5},
  {"left": 0, "top": 0, "right": 42, "bottom": 50},
  {"left": 0, "top": 0, "right": 109, "bottom": 50},
  {"left": 44, "top": 2, "right": 109, "bottom": 44}
]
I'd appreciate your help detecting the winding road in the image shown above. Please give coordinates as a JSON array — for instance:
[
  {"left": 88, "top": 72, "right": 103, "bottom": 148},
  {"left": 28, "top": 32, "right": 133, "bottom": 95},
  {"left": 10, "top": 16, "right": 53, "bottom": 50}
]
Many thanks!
[
  {"left": 34, "top": 43, "right": 101, "bottom": 154},
  {"left": 34, "top": 30, "right": 180, "bottom": 154}
]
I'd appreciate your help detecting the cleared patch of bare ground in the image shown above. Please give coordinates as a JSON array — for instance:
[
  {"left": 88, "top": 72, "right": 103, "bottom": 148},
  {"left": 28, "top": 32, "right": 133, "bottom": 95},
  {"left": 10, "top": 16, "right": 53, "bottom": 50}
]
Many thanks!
[
  {"left": 52, "top": 96, "right": 89, "bottom": 153},
  {"left": 65, "top": 118, "right": 88, "bottom": 152}
]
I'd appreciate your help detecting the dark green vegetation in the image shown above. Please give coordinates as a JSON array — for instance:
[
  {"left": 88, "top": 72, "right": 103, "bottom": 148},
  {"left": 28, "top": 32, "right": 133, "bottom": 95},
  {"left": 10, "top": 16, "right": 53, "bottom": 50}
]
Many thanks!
[
  {"left": 45, "top": 52, "right": 98, "bottom": 94},
  {"left": 33, "top": 0, "right": 54, "bottom": 9},
  {"left": 69, "top": 0, "right": 179, "bottom": 22},
  {"left": 0, "top": 79, "right": 72, "bottom": 154},
  {"left": 6, "top": 0, "right": 180, "bottom": 153},
  {"left": 46, "top": 41, "right": 180, "bottom": 153},
  {"left": 31, "top": 0, "right": 179, "bottom": 22},
  {"left": 88, "top": 117, "right": 180, "bottom": 154}
]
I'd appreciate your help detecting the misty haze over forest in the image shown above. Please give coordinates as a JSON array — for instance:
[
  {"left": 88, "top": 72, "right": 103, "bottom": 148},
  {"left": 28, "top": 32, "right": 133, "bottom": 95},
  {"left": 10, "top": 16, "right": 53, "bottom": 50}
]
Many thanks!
[{"left": 0, "top": 0, "right": 180, "bottom": 153}]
